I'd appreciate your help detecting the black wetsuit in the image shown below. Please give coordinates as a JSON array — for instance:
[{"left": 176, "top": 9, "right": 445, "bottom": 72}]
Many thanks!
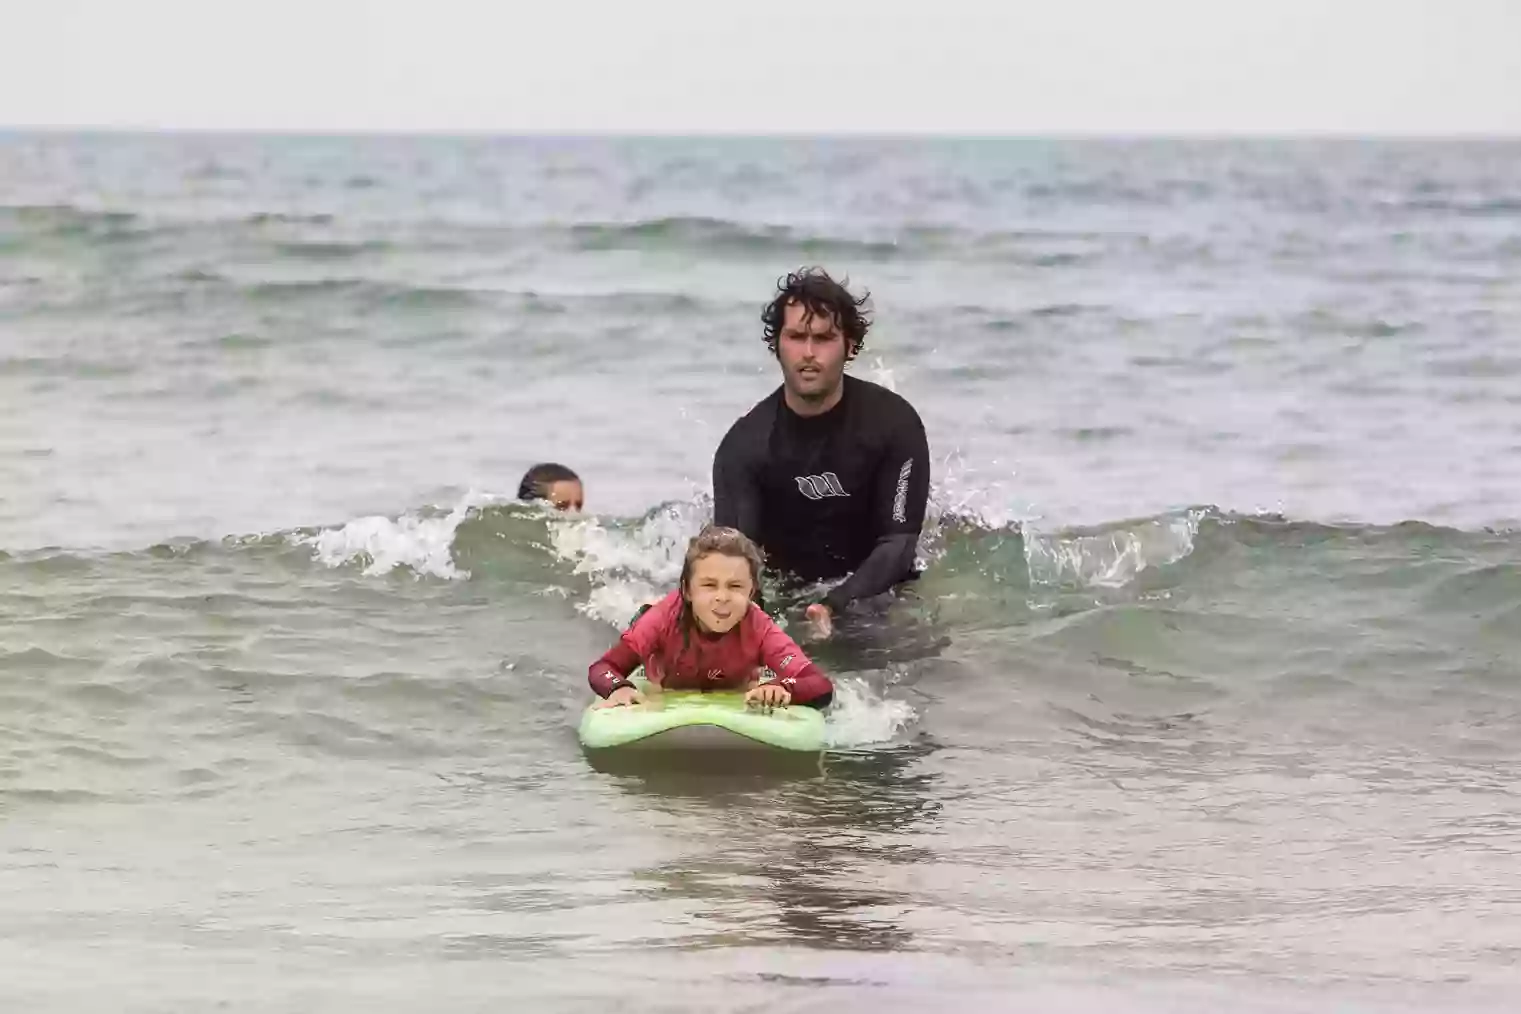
[{"left": 712, "top": 375, "right": 931, "bottom": 615}]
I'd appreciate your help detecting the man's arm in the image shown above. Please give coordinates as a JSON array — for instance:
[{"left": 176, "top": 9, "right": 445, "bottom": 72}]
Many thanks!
[
  {"left": 712, "top": 421, "right": 762, "bottom": 538},
  {"left": 820, "top": 404, "right": 931, "bottom": 615}
]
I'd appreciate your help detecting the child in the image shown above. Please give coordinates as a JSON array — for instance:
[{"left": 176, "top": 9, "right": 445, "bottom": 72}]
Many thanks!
[
  {"left": 517, "top": 462, "right": 583, "bottom": 512},
  {"left": 589, "top": 526, "right": 834, "bottom": 710}
]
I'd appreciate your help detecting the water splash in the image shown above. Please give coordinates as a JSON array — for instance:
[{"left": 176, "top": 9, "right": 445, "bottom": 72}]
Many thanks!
[
  {"left": 1023, "top": 509, "right": 1204, "bottom": 589},
  {"left": 545, "top": 497, "right": 712, "bottom": 626},
  {"left": 823, "top": 674, "right": 918, "bottom": 748},
  {"left": 295, "top": 490, "right": 513, "bottom": 580}
]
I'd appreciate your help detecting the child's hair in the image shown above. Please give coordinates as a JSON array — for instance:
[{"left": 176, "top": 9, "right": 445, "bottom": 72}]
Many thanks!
[
  {"left": 675, "top": 526, "right": 765, "bottom": 645},
  {"left": 517, "top": 462, "right": 579, "bottom": 502}
]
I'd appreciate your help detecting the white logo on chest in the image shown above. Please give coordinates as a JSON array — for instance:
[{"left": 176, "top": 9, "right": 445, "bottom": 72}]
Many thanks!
[{"left": 794, "top": 472, "right": 849, "bottom": 500}]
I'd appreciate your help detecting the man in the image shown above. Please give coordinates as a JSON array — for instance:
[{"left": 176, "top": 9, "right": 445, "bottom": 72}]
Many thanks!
[{"left": 712, "top": 267, "right": 930, "bottom": 638}]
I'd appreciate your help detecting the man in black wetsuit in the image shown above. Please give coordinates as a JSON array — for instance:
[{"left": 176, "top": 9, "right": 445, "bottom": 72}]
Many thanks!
[{"left": 712, "top": 267, "right": 930, "bottom": 638}]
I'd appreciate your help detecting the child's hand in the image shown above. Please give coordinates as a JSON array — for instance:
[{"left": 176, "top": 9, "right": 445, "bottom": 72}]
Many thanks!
[
  {"left": 595, "top": 686, "right": 644, "bottom": 709},
  {"left": 745, "top": 683, "right": 791, "bottom": 711}
]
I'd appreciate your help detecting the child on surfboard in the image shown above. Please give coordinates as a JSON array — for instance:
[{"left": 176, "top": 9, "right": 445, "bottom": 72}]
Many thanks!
[{"left": 588, "top": 526, "right": 834, "bottom": 710}]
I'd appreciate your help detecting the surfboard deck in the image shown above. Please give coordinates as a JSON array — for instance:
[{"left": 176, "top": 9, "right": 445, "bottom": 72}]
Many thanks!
[{"left": 577, "top": 684, "right": 826, "bottom": 753}]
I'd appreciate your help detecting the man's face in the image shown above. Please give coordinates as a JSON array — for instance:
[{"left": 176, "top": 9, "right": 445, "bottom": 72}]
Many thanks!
[{"left": 776, "top": 300, "right": 847, "bottom": 404}]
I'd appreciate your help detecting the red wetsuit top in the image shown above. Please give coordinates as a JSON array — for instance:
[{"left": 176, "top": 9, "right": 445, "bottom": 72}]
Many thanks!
[{"left": 588, "top": 590, "right": 834, "bottom": 708}]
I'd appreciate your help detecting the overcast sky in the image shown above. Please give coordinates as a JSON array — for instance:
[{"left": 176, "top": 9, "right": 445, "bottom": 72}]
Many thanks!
[{"left": 4, "top": 0, "right": 1519, "bottom": 134}]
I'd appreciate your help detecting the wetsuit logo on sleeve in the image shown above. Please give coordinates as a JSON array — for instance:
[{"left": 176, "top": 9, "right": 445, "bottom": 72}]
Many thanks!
[
  {"left": 795, "top": 472, "right": 850, "bottom": 500},
  {"left": 892, "top": 458, "right": 913, "bottom": 523}
]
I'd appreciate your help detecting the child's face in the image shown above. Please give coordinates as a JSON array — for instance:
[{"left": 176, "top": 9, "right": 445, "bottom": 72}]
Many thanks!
[
  {"left": 684, "top": 552, "right": 753, "bottom": 634},
  {"left": 543, "top": 479, "right": 583, "bottom": 512}
]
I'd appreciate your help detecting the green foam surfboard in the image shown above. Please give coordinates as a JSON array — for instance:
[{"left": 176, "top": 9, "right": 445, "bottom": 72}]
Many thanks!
[{"left": 578, "top": 682, "right": 826, "bottom": 753}]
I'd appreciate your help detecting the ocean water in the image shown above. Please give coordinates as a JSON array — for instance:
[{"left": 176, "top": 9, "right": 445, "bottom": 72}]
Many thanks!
[{"left": 2, "top": 132, "right": 1520, "bottom": 1012}]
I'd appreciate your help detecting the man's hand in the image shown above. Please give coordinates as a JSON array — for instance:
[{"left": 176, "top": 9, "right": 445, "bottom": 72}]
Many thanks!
[
  {"left": 805, "top": 602, "right": 834, "bottom": 639},
  {"left": 594, "top": 685, "right": 645, "bottom": 709}
]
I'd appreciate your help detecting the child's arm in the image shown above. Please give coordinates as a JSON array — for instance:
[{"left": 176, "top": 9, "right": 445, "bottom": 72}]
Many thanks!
[
  {"left": 588, "top": 641, "right": 642, "bottom": 700},
  {"left": 587, "top": 591, "right": 676, "bottom": 705},
  {"left": 751, "top": 611, "right": 834, "bottom": 709}
]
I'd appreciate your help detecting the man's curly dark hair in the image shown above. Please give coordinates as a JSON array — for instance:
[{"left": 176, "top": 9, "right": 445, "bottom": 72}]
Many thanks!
[{"left": 760, "top": 267, "right": 872, "bottom": 362}]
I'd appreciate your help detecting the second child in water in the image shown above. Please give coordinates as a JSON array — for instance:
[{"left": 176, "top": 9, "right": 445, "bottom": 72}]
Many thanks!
[{"left": 588, "top": 527, "right": 834, "bottom": 710}]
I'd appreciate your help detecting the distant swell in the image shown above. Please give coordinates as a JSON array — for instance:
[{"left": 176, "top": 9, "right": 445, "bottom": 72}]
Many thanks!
[
  {"left": 0, "top": 202, "right": 146, "bottom": 239},
  {"left": 272, "top": 239, "right": 393, "bottom": 260},
  {"left": 241, "top": 278, "right": 485, "bottom": 308},
  {"left": 1402, "top": 195, "right": 1521, "bottom": 216},
  {"left": 3, "top": 205, "right": 1127, "bottom": 268},
  {"left": 567, "top": 215, "right": 904, "bottom": 259},
  {"left": 245, "top": 211, "right": 336, "bottom": 225},
  {"left": 558, "top": 217, "right": 1123, "bottom": 266}
]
